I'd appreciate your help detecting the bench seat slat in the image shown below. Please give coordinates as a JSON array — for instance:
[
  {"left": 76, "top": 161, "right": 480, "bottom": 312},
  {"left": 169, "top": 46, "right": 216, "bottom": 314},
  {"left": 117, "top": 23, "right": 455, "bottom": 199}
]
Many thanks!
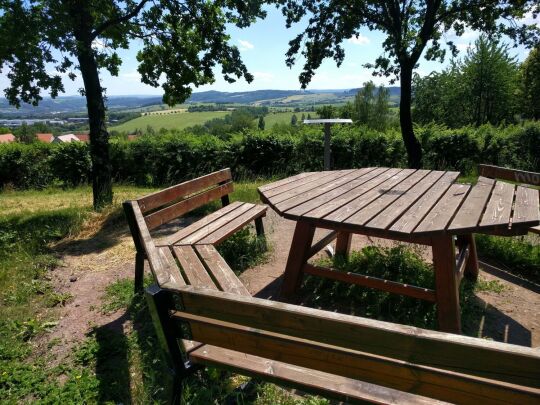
[
  {"left": 194, "top": 245, "right": 250, "bottom": 296},
  {"left": 178, "top": 203, "right": 263, "bottom": 245},
  {"left": 156, "top": 201, "right": 245, "bottom": 247},
  {"left": 189, "top": 345, "right": 442, "bottom": 405},
  {"left": 172, "top": 246, "right": 217, "bottom": 289},
  {"left": 198, "top": 205, "right": 267, "bottom": 245}
]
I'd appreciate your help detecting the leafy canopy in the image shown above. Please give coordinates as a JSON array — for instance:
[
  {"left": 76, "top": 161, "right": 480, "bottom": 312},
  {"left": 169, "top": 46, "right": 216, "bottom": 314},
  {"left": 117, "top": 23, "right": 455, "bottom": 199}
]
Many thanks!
[
  {"left": 274, "top": 0, "right": 540, "bottom": 86},
  {"left": 0, "top": 0, "right": 266, "bottom": 107}
]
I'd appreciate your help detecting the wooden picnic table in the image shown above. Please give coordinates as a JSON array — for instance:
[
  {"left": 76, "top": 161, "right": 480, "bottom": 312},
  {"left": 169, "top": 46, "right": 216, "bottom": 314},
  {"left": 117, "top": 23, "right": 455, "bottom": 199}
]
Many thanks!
[{"left": 258, "top": 167, "right": 540, "bottom": 334}]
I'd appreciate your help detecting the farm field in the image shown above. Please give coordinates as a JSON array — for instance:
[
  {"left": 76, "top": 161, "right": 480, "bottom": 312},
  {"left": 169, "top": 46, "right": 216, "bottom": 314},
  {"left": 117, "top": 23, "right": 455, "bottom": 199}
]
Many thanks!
[
  {"left": 111, "top": 110, "right": 229, "bottom": 132},
  {"left": 263, "top": 111, "right": 318, "bottom": 126}
]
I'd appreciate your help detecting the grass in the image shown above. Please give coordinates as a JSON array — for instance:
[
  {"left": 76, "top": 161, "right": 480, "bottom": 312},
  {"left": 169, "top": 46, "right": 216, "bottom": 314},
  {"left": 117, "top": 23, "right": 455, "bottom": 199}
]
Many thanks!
[{"left": 111, "top": 110, "right": 229, "bottom": 132}]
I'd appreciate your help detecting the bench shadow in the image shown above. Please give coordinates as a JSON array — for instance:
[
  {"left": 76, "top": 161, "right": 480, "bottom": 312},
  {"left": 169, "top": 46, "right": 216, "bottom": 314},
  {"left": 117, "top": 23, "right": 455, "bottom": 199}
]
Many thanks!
[
  {"left": 54, "top": 208, "right": 130, "bottom": 256},
  {"left": 91, "top": 291, "right": 174, "bottom": 404}
]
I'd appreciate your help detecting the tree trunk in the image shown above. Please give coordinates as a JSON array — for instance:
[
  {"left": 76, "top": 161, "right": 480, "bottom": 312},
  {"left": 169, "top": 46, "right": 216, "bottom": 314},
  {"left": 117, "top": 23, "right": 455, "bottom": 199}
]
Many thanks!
[
  {"left": 399, "top": 65, "right": 423, "bottom": 169},
  {"left": 78, "top": 46, "right": 113, "bottom": 210},
  {"left": 68, "top": 1, "right": 113, "bottom": 210}
]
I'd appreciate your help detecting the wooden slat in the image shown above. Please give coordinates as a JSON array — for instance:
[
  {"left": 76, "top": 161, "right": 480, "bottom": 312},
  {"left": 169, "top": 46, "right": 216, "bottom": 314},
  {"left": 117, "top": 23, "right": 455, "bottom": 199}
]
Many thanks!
[
  {"left": 145, "top": 182, "right": 234, "bottom": 230},
  {"left": 479, "top": 164, "right": 540, "bottom": 186},
  {"left": 156, "top": 201, "right": 245, "bottom": 247},
  {"left": 137, "top": 168, "right": 232, "bottom": 213},
  {"left": 189, "top": 345, "right": 443, "bottom": 405},
  {"left": 197, "top": 205, "right": 267, "bottom": 245},
  {"left": 347, "top": 170, "right": 431, "bottom": 226},
  {"left": 129, "top": 201, "right": 185, "bottom": 289},
  {"left": 274, "top": 169, "right": 372, "bottom": 213},
  {"left": 195, "top": 245, "right": 250, "bottom": 296},
  {"left": 367, "top": 170, "right": 446, "bottom": 230},
  {"left": 172, "top": 246, "right": 217, "bottom": 289},
  {"left": 258, "top": 172, "right": 320, "bottom": 193},
  {"left": 284, "top": 167, "right": 386, "bottom": 217},
  {"left": 178, "top": 202, "right": 255, "bottom": 245},
  {"left": 530, "top": 225, "right": 540, "bottom": 234},
  {"left": 512, "top": 186, "right": 540, "bottom": 227},
  {"left": 414, "top": 184, "right": 470, "bottom": 235},
  {"left": 390, "top": 172, "right": 459, "bottom": 234},
  {"left": 323, "top": 169, "right": 416, "bottom": 223},
  {"left": 301, "top": 168, "right": 401, "bottom": 220},
  {"left": 479, "top": 181, "right": 515, "bottom": 228},
  {"left": 176, "top": 287, "right": 540, "bottom": 388},
  {"left": 269, "top": 170, "right": 353, "bottom": 205},
  {"left": 447, "top": 177, "right": 495, "bottom": 233},
  {"left": 304, "top": 264, "right": 436, "bottom": 302},
  {"left": 174, "top": 311, "right": 540, "bottom": 404},
  {"left": 261, "top": 171, "right": 335, "bottom": 199}
]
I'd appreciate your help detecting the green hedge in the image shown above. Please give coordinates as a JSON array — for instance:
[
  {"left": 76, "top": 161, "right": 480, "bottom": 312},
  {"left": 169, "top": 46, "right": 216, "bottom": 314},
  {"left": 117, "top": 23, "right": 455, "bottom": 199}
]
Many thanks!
[{"left": 0, "top": 122, "right": 539, "bottom": 189}]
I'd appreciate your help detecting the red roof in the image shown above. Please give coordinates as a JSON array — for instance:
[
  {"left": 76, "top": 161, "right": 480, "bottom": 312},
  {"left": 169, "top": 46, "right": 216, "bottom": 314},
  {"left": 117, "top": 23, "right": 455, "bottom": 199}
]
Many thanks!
[
  {"left": 36, "top": 133, "right": 54, "bottom": 143},
  {"left": 0, "top": 134, "right": 15, "bottom": 143},
  {"left": 75, "top": 133, "right": 90, "bottom": 142}
]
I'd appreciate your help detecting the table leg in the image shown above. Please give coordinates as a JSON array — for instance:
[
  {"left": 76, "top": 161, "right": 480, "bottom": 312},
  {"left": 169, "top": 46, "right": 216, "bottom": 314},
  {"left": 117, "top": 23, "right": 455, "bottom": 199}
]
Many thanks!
[
  {"left": 335, "top": 231, "right": 352, "bottom": 256},
  {"left": 432, "top": 235, "right": 461, "bottom": 334},
  {"left": 280, "top": 222, "right": 316, "bottom": 301},
  {"left": 456, "top": 234, "right": 479, "bottom": 281}
]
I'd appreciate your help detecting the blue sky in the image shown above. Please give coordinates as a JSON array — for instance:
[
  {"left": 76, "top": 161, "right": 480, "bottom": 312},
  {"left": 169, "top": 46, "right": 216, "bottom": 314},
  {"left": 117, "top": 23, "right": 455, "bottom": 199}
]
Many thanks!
[{"left": 1, "top": 6, "right": 538, "bottom": 97}]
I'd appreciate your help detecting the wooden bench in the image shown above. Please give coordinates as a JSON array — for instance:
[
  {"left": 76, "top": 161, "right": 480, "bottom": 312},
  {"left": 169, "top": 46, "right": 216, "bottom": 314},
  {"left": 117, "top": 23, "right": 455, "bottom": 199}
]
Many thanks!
[
  {"left": 478, "top": 164, "right": 540, "bottom": 235},
  {"left": 123, "top": 168, "right": 267, "bottom": 291},
  {"left": 126, "top": 190, "right": 540, "bottom": 404}
]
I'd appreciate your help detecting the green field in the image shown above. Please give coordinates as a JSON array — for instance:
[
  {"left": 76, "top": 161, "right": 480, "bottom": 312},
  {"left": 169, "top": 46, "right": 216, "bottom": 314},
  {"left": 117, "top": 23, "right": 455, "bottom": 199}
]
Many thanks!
[
  {"left": 111, "top": 110, "right": 229, "bottom": 132},
  {"left": 263, "top": 111, "right": 318, "bottom": 126}
]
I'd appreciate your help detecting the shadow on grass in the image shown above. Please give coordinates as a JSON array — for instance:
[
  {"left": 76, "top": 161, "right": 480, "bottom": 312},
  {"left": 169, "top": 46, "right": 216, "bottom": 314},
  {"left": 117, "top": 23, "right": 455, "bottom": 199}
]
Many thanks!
[
  {"left": 298, "top": 245, "right": 532, "bottom": 347},
  {"left": 53, "top": 207, "right": 130, "bottom": 257}
]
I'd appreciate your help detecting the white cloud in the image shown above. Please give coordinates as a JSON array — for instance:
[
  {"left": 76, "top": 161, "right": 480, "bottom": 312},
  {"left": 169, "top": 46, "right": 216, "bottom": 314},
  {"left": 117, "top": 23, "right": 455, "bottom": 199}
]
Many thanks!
[
  {"left": 348, "top": 34, "right": 370, "bottom": 45},
  {"left": 121, "top": 70, "right": 141, "bottom": 81},
  {"left": 253, "top": 71, "right": 274, "bottom": 81},
  {"left": 238, "top": 39, "right": 254, "bottom": 51}
]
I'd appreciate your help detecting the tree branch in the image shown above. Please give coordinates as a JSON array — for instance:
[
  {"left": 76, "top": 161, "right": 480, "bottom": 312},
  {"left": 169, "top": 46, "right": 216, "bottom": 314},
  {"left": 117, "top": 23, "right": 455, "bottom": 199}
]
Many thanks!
[{"left": 91, "top": 0, "right": 149, "bottom": 40}]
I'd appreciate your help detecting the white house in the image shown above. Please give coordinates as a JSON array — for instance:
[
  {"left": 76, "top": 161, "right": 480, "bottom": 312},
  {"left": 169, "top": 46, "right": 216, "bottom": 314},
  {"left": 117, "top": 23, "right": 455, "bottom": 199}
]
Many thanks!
[{"left": 53, "top": 134, "right": 81, "bottom": 143}]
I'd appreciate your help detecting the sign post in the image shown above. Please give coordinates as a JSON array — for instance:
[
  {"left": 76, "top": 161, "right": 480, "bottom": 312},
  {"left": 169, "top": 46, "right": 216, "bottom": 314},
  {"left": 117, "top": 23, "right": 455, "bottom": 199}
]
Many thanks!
[{"left": 303, "top": 119, "right": 353, "bottom": 170}]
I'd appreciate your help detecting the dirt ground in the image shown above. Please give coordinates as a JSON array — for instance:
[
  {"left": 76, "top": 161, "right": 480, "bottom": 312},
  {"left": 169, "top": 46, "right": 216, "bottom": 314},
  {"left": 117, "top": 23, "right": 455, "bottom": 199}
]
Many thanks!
[{"left": 44, "top": 210, "right": 540, "bottom": 360}]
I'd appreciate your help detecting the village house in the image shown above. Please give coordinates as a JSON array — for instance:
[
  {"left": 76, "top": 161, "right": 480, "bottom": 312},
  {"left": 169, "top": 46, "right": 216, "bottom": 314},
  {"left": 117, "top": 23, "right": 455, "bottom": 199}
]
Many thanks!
[
  {"left": 53, "top": 134, "right": 81, "bottom": 143},
  {"left": 0, "top": 133, "right": 15, "bottom": 143},
  {"left": 36, "top": 133, "right": 54, "bottom": 143}
]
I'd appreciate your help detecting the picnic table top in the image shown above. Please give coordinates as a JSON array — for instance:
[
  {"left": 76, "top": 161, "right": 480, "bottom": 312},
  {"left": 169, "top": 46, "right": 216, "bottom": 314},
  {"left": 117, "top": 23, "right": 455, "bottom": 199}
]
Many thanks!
[{"left": 258, "top": 168, "right": 540, "bottom": 238}]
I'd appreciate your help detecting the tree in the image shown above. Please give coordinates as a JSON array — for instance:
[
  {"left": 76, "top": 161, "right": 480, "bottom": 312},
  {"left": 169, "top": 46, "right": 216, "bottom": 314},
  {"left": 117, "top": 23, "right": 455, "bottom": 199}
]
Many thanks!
[
  {"left": 0, "top": 1, "right": 265, "bottom": 209},
  {"left": 462, "top": 36, "right": 518, "bottom": 126},
  {"left": 315, "top": 105, "right": 336, "bottom": 119},
  {"left": 290, "top": 114, "right": 298, "bottom": 125},
  {"left": 520, "top": 46, "right": 540, "bottom": 120},
  {"left": 353, "top": 81, "right": 390, "bottom": 130},
  {"left": 274, "top": 0, "right": 540, "bottom": 168},
  {"left": 413, "top": 37, "right": 519, "bottom": 127},
  {"left": 14, "top": 123, "right": 36, "bottom": 143},
  {"left": 258, "top": 115, "right": 265, "bottom": 130}
]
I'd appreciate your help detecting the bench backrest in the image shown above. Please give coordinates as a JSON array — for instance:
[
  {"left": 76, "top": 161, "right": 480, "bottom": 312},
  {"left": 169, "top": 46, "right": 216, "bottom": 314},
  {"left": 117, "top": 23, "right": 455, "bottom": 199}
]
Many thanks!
[
  {"left": 137, "top": 168, "right": 233, "bottom": 231},
  {"left": 479, "top": 164, "right": 540, "bottom": 186},
  {"left": 166, "top": 286, "right": 540, "bottom": 404}
]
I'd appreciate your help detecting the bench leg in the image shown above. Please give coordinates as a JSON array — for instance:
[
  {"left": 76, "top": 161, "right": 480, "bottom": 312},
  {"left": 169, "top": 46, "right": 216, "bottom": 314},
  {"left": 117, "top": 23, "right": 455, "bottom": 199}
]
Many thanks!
[
  {"left": 146, "top": 285, "right": 201, "bottom": 402},
  {"left": 134, "top": 251, "right": 145, "bottom": 293},
  {"left": 280, "top": 222, "right": 316, "bottom": 301},
  {"left": 432, "top": 236, "right": 461, "bottom": 334},
  {"left": 255, "top": 216, "right": 267, "bottom": 251}
]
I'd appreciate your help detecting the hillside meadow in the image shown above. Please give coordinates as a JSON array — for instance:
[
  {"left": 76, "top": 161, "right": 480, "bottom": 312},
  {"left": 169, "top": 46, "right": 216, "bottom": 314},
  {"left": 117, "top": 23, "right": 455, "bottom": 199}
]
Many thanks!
[{"left": 111, "top": 110, "right": 229, "bottom": 132}]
